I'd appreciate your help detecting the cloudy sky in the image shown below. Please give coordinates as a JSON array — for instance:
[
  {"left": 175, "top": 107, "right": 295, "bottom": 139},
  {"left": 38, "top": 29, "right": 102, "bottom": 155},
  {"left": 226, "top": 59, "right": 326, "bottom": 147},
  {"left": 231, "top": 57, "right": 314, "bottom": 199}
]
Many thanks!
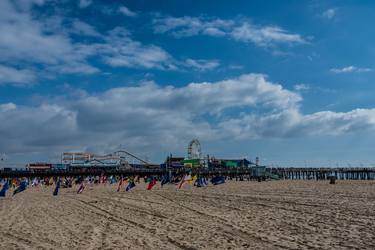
[{"left": 1, "top": 0, "right": 375, "bottom": 167}]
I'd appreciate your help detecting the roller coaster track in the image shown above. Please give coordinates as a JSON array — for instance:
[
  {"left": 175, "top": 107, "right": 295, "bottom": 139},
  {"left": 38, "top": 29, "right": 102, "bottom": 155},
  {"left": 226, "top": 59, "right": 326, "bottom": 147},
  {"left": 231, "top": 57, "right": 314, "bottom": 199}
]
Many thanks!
[{"left": 112, "top": 150, "right": 149, "bottom": 165}]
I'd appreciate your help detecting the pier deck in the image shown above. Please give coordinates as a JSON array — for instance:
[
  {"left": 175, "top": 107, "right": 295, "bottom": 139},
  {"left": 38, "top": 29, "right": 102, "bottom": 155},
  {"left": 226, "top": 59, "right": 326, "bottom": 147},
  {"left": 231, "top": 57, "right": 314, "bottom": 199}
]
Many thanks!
[{"left": 1, "top": 167, "right": 375, "bottom": 180}]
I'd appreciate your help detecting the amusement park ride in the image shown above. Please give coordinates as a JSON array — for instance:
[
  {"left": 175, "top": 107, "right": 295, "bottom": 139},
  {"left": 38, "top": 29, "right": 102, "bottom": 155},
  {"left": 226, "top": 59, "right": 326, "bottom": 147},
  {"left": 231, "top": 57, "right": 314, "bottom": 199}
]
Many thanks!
[
  {"left": 61, "top": 150, "right": 149, "bottom": 168},
  {"left": 26, "top": 150, "right": 154, "bottom": 171},
  {"left": 164, "top": 139, "right": 257, "bottom": 169},
  {"left": 23, "top": 139, "right": 259, "bottom": 171},
  {"left": 187, "top": 139, "right": 202, "bottom": 160}
]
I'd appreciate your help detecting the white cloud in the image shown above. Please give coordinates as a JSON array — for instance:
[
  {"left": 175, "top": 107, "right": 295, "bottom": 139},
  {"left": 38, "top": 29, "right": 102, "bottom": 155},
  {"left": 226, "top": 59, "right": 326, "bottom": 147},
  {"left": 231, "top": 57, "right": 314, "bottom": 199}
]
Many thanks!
[
  {"left": 15, "top": 0, "right": 46, "bottom": 10},
  {"left": 184, "top": 59, "right": 220, "bottom": 71},
  {"left": 0, "top": 103, "right": 17, "bottom": 112},
  {"left": 0, "top": 1, "right": 75, "bottom": 65},
  {"left": 0, "top": 65, "right": 36, "bottom": 86},
  {"left": 153, "top": 16, "right": 305, "bottom": 47},
  {"left": 0, "top": 2, "right": 219, "bottom": 82},
  {"left": 0, "top": 103, "right": 77, "bottom": 154},
  {"left": 0, "top": 0, "right": 98, "bottom": 76},
  {"left": 217, "top": 108, "right": 375, "bottom": 139},
  {"left": 231, "top": 24, "right": 305, "bottom": 46},
  {"left": 330, "top": 66, "right": 372, "bottom": 73},
  {"left": 0, "top": 74, "right": 300, "bottom": 158},
  {"left": 322, "top": 8, "right": 336, "bottom": 19},
  {"left": 98, "top": 27, "right": 177, "bottom": 70},
  {"left": 94, "top": 27, "right": 218, "bottom": 71},
  {"left": 294, "top": 84, "right": 310, "bottom": 91},
  {"left": 119, "top": 6, "right": 137, "bottom": 17},
  {"left": 0, "top": 3, "right": 218, "bottom": 91},
  {"left": 229, "top": 64, "right": 244, "bottom": 70},
  {"left": 153, "top": 16, "right": 233, "bottom": 37},
  {"left": 3, "top": 73, "right": 375, "bottom": 162},
  {"left": 78, "top": 0, "right": 92, "bottom": 8},
  {"left": 48, "top": 62, "right": 99, "bottom": 75},
  {"left": 71, "top": 20, "right": 101, "bottom": 37}
]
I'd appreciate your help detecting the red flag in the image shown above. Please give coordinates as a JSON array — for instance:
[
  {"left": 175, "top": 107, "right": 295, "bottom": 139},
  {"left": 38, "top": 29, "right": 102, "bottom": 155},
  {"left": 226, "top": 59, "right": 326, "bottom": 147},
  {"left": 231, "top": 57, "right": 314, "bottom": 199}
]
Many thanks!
[
  {"left": 178, "top": 174, "right": 191, "bottom": 189},
  {"left": 147, "top": 179, "right": 157, "bottom": 190},
  {"left": 178, "top": 177, "right": 185, "bottom": 189}
]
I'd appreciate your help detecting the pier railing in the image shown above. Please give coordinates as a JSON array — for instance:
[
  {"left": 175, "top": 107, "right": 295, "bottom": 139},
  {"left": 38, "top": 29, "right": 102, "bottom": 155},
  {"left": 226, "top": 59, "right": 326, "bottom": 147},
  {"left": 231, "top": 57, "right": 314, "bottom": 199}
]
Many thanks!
[
  {"left": 0, "top": 167, "right": 257, "bottom": 178},
  {"left": 267, "top": 167, "right": 375, "bottom": 180},
  {"left": 1, "top": 167, "right": 374, "bottom": 180}
]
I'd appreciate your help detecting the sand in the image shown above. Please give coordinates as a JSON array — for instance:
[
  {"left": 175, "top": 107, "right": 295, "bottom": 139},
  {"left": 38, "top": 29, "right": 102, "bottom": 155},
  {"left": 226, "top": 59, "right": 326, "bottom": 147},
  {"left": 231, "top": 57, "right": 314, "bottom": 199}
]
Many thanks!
[{"left": 0, "top": 180, "right": 374, "bottom": 250}]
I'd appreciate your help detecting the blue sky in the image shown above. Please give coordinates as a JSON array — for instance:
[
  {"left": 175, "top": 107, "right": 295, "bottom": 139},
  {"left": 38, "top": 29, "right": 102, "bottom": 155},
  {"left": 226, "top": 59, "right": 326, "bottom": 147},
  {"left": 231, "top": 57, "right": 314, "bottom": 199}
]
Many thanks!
[{"left": 1, "top": 0, "right": 375, "bottom": 167}]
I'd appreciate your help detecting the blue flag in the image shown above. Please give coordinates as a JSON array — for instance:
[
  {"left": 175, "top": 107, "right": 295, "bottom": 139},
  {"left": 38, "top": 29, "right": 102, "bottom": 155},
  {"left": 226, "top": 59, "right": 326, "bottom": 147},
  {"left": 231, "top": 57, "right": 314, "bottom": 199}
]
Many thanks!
[
  {"left": 203, "top": 177, "right": 208, "bottom": 186},
  {"left": 161, "top": 174, "right": 170, "bottom": 187},
  {"left": 53, "top": 179, "right": 61, "bottom": 196},
  {"left": 211, "top": 176, "right": 225, "bottom": 185},
  {"left": 126, "top": 181, "right": 136, "bottom": 191},
  {"left": 13, "top": 181, "right": 27, "bottom": 196},
  {"left": 195, "top": 177, "right": 206, "bottom": 187},
  {"left": 110, "top": 176, "right": 116, "bottom": 184},
  {"left": 0, "top": 181, "right": 9, "bottom": 197}
]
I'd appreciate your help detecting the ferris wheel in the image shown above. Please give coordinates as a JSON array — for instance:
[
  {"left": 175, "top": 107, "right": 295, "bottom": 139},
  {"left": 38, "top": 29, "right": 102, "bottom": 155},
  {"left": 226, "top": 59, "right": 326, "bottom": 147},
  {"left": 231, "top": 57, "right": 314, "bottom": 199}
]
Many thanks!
[{"left": 187, "top": 139, "right": 202, "bottom": 159}]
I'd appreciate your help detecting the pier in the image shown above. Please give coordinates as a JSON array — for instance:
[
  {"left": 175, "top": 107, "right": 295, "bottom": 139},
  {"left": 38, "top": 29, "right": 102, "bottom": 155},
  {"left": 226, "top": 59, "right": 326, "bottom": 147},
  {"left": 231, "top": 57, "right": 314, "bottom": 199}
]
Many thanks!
[
  {"left": 1, "top": 166, "right": 375, "bottom": 180},
  {"left": 268, "top": 167, "right": 375, "bottom": 180}
]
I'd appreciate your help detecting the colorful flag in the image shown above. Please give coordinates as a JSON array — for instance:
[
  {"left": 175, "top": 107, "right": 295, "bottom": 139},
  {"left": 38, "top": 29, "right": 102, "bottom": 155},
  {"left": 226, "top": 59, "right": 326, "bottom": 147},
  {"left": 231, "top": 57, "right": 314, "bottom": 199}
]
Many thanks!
[
  {"left": 13, "top": 180, "right": 27, "bottom": 196},
  {"left": 135, "top": 175, "right": 140, "bottom": 183},
  {"left": 99, "top": 174, "right": 105, "bottom": 184},
  {"left": 110, "top": 176, "right": 116, "bottom": 184},
  {"left": 117, "top": 176, "right": 124, "bottom": 192},
  {"left": 178, "top": 174, "right": 191, "bottom": 189},
  {"left": 126, "top": 181, "right": 136, "bottom": 191},
  {"left": 195, "top": 177, "right": 206, "bottom": 187},
  {"left": 77, "top": 183, "right": 85, "bottom": 194},
  {"left": 31, "top": 178, "right": 39, "bottom": 187},
  {"left": 53, "top": 179, "right": 61, "bottom": 196},
  {"left": 211, "top": 176, "right": 225, "bottom": 185},
  {"left": 161, "top": 174, "right": 169, "bottom": 187},
  {"left": 188, "top": 175, "right": 197, "bottom": 184},
  {"left": 147, "top": 178, "right": 157, "bottom": 190},
  {"left": 0, "top": 181, "right": 9, "bottom": 197},
  {"left": 11, "top": 179, "right": 17, "bottom": 188}
]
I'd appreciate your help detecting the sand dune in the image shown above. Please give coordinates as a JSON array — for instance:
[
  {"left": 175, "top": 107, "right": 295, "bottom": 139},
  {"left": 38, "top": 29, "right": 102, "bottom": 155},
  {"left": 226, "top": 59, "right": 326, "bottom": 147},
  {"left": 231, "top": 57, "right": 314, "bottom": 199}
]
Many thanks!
[{"left": 0, "top": 180, "right": 374, "bottom": 249}]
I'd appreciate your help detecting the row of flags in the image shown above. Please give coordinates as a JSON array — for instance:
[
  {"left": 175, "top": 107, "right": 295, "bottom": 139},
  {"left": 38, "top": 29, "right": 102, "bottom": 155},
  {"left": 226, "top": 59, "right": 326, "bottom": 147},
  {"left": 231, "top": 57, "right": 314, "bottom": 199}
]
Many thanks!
[
  {"left": 0, "top": 174, "right": 226, "bottom": 197},
  {"left": 0, "top": 179, "right": 27, "bottom": 197}
]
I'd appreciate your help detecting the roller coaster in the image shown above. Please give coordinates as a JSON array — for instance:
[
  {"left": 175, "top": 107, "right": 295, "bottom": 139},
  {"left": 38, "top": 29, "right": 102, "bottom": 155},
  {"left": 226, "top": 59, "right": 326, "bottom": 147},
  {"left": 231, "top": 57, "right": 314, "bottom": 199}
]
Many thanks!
[{"left": 60, "top": 150, "right": 152, "bottom": 169}]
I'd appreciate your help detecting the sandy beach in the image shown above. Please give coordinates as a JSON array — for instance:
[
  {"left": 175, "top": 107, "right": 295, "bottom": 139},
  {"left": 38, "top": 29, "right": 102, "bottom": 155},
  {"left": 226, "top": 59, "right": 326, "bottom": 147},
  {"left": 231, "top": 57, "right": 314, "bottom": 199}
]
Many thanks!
[{"left": 0, "top": 180, "right": 374, "bottom": 249}]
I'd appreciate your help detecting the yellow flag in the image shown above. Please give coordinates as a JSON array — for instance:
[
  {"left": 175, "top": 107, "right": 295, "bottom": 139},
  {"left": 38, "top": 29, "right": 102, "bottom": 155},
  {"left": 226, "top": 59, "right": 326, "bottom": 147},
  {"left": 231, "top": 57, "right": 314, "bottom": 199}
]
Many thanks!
[{"left": 188, "top": 175, "right": 197, "bottom": 184}]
